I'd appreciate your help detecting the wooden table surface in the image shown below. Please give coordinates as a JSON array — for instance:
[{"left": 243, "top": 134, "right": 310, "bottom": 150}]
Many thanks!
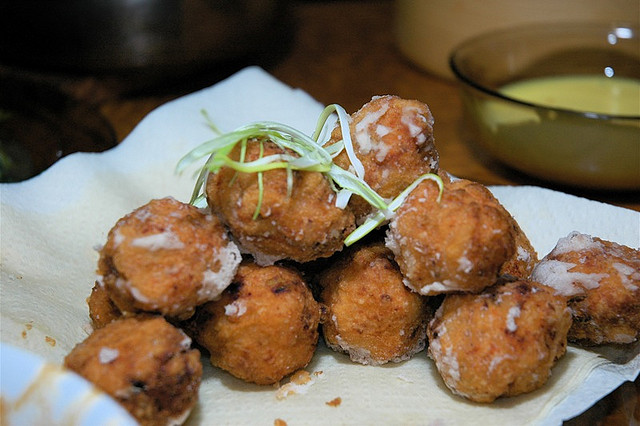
[{"left": 15, "top": 0, "right": 635, "bottom": 424}]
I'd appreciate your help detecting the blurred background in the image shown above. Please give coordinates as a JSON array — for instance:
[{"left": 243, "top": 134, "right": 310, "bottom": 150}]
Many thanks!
[
  {"left": 0, "top": 0, "right": 638, "bottom": 422},
  {"left": 0, "top": 0, "right": 638, "bottom": 201}
]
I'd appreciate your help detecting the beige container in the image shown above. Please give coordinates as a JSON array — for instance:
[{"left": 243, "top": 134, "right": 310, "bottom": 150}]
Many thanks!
[{"left": 395, "top": 0, "right": 640, "bottom": 80}]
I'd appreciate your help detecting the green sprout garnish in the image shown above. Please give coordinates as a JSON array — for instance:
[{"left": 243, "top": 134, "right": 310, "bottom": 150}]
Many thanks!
[
  {"left": 176, "top": 104, "right": 388, "bottom": 214},
  {"left": 312, "top": 104, "right": 366, "bottom": 179},
  {"left": 344, "top": 173, "right": 443, "bottom": 246},
  {"left": 176, "top": 104, "right": 443, "bottom": 246},
  {"left": 200, "top": 109, "right": 222, "bottom": 134}
]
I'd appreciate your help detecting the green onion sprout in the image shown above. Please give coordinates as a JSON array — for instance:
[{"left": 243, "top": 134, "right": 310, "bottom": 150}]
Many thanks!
[
  {"left": 344, "top": 173, "right": 443, "bottom": 246},
  {"left": 176, "top": 104, "right": 443, "bottom": 245}
]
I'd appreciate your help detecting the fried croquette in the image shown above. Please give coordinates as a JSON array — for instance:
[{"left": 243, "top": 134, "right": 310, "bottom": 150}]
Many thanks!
[
  {"left": 427, "top": 280, "right": 571, "bottom": 403},
  {"left": 317, "top": 242, "right": 431, "bottom": 365},
  {"left": 87, "top": 280, "right": 122, "bottom": 329},
  {"left": 532, "top": 231, "right": 640, "bottom": 345},
  {"left": 331, "top": 95, "right": 439, "bottom": 221},
  {"left": 386, "top": 178, "right": 527, "bottom": 295},
  {"left": 97, "top": 197, "right": 241, "bottom": 320},
  {"left": 206, "top": 140, "right": 355, "bottom": 265},
  {"left": 64, "top": 316, "right": 202, "bottom": 426},
  {"left": 183, "top": 261, "right": 321, "bottom": 385}
]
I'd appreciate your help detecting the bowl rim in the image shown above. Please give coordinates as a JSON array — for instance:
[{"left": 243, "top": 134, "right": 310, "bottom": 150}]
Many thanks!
[{"left": 449, "top": 21, "right": 640, "bottom": 121}]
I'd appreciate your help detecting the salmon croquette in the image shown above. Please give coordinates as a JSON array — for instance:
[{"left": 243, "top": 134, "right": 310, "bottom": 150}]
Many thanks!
[
  {"left": 64, "top": 316, "right": 202, "bottom": 426},
  {"left": 532, "top": 231, "right": 640, "bottom": 345},
  {"left": 98, "top": 197, "right": 241, "bottom": 320},
  {"left": 386, "top": 178, "right": 532, "bottom": 295},
  {"left": 317, "top": 242, "right": 431, "bottom": 365},
  {"left": 206, "top": 141, "right": 355, "bottom": 265},
  {"left": 427, "top": 280, "right": 571, "bottom": 403},
  {"left": 331, "top": 95, "right": 439, "bottom": 221},
  {"left": 183, "top": 261, "right": 321, "bottom": 385}
]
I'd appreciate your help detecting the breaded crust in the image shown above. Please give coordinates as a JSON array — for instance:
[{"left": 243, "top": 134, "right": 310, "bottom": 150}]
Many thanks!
[
  {"left": 64, "top": 316, "right": 202, "bottom": 426},
  {"left": 386, "top": 178, "right": 521, "bottom": 295},
  {"left": 427, "top": 280, "right": 571, "bottom": 403},
  {"left": 318, "top": 241, "right": 432, "bottom": 365},
  {"left": 499, "top": 214, "right": 538, "bottom": 280},
  {"left": 206, "top": 141, "right": 355, "bottom": 265},
  {"left": 331, "top": 95, "right": 439, "bottom": 221},
  {"left": 98, "top": 197, "right": 241, "bottom": 320},
  {"left": 183, "top": 261, "right": 321, "bottom": 385},
  {"left": 532, "top": 231, "right": 640, "bottom": 345},
  {"left": 87, "top": 280, "right": 122, "bottom": 329}
]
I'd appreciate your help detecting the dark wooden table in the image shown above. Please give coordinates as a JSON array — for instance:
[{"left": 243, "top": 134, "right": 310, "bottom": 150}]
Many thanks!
[{"left": 5, "top": 1, "right": 637, "bottom": 423}]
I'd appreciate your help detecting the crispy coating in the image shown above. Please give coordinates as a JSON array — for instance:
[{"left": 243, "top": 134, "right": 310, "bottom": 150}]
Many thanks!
[
  {"left": 183, "top": 261, "right": 321, "bottom": 385},
  {"left": 64, "top": 316, "right": 202, "bottom": 426},
  {"left": 317, "top": 242, "right": 431, "bottom": 365},
  {"left": 532, "top": 231, "right": 640, "bottom": 345},
  {"left": 386, "top": 178, "right": 524, "bottom": 295},
  {"left": 98, "top": 197, "right": 241, "bottom": 320},
  {"left": 206, "top": 141, "right": 355, "bottom": 265},
  {"left": 439, "top": 170, "right": 537, "bottom": 280},
  {"left": 436, "top": 170, "right": 537, "bottom": 279},
  {"left": 427, "top": 280, "right": 571, "bottom": 403},
  {"left": 87, "top": 281, "right": 122, "bottom": 329},
  {"left": 499, "top": 215, "right": 538, "bottom": 280},
  {"left": 331, "top": 95, "right": 439, "bottom": 221}
]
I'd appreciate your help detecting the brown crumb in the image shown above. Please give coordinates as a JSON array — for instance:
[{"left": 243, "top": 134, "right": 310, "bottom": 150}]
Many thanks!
[
  {"left": 326, "top": 397, "right": 342, "bottom": 407},
  {"left": 22, "top": 323, "right": 33, "bottom": 339},
  {"left": 274, "top": 419, "right": 287, "bottom": 426},
  {"left": 275, "top": 370, "right": 318, "bottom": 400},
  {"left": 45, "top": 336, "right": 56, "bottom": 347},
  {"left": 290, "top": 370, "right": 312, "bottom": 385}
]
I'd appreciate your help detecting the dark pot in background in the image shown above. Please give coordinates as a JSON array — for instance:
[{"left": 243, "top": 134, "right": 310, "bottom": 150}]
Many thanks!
[
  {"left": 0, "top": 0, "right": 292, "bottom": 84},
  {"left": 0, "top": 0, "right": 293, "bottom": 182}
]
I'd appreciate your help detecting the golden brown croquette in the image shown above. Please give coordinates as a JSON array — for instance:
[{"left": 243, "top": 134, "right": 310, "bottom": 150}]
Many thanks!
[
  {"left": 183, "top": 261, "right": 321, "bottom": 385},
  {"left": 318, "top": 241, "right": 431, "bottom": 365},
  {"left": 64, "top": 316, "right": 202, "bottom": 426},
  {"left": 532, "top": 231, "right": 640, "bottom": 345},
  {"left": 427, "top": 280, "right": 571, "bottom": 403},
  {"left": 206, "top": 141, "right": 355, "bottom": 265},
  {"left": 98, "top": 197, "right": 241, "bottom": 320}
]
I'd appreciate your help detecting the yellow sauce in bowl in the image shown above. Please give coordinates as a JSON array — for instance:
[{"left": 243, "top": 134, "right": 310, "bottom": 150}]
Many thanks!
[
  {"left": 460, "top": 74, "right": 640, "bottom": 189},
  {"left": 500, "top": 75, "right": 640, "bottom": 117}
]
